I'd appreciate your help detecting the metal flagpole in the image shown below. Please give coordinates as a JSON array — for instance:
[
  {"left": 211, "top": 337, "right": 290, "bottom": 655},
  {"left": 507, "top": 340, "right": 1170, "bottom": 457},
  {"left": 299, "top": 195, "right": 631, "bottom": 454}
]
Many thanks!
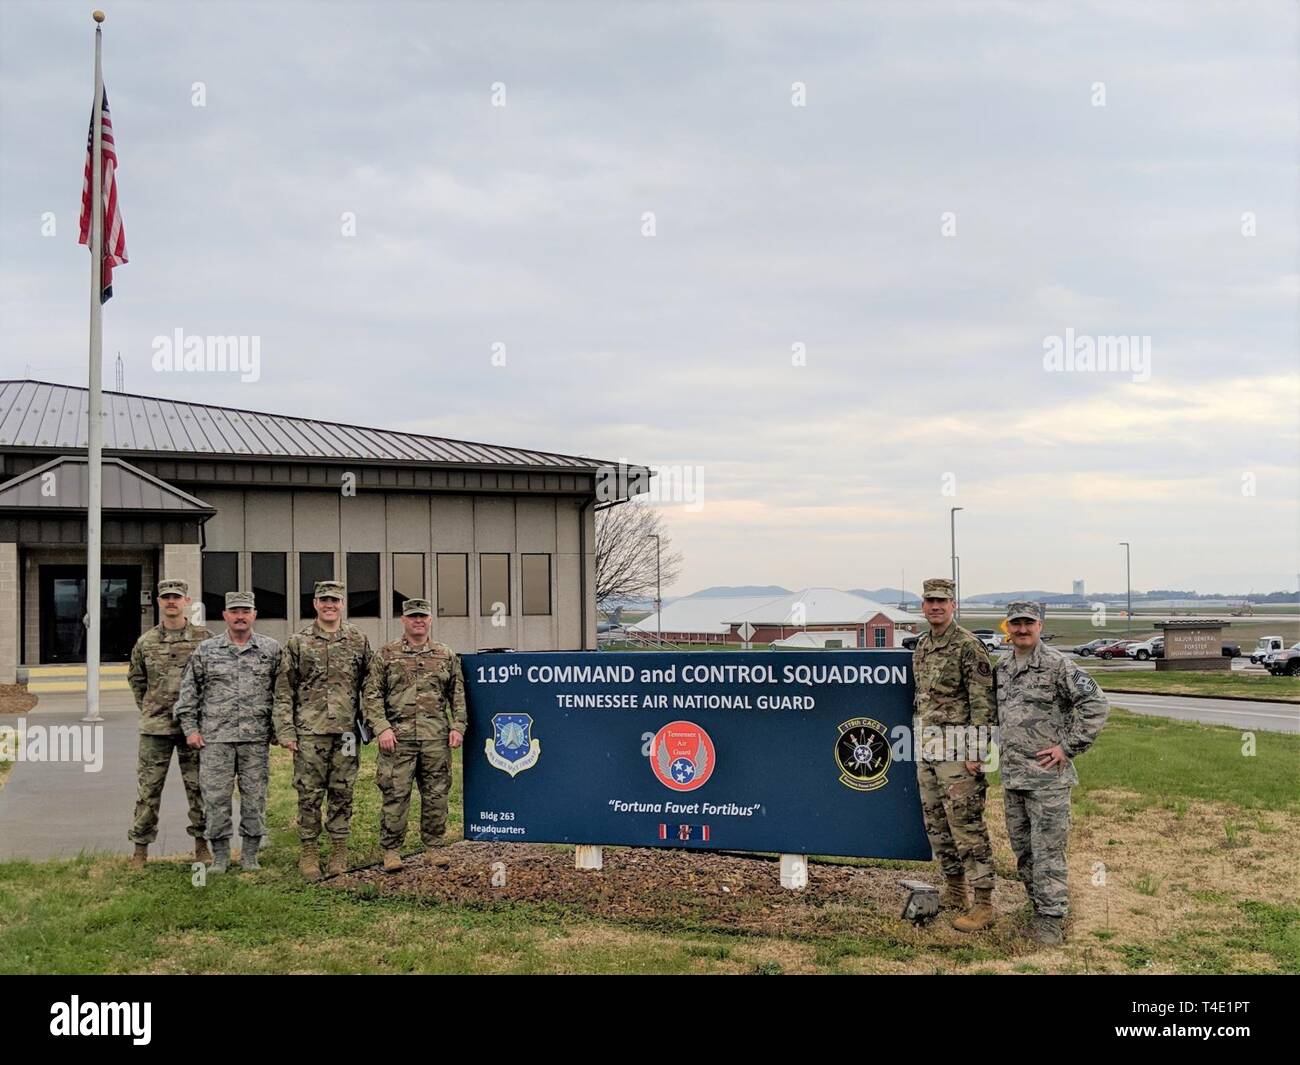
[{"left": 83, "top": 11, "right": 106, "bottom": 723}]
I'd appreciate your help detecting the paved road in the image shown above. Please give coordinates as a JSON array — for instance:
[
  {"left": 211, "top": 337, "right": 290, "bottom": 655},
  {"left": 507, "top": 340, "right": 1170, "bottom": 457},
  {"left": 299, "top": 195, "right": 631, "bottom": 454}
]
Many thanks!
[
  {"left": 0, "top": 691, "right": 243, "bottom": 861},
  {"left": 1105, "top": 691, "right": 1300, "bottom": 734}
]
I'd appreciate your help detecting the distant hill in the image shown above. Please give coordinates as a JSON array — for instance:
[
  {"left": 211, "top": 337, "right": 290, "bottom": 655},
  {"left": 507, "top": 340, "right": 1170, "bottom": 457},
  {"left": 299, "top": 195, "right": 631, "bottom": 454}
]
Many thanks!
[
  {"left": 850, "top": 587, "right": 921, "bottom": 606},
  {"left": 965, "top": 590, "right": 1069, "bottom": 604},
  {"left": 686, "top": 585, "right": 792, "bottom": 599}
]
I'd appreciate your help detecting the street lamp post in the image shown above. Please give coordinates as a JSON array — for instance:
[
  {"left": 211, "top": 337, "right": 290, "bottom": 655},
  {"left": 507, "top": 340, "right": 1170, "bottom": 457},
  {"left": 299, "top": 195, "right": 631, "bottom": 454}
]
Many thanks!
[
  {"left": 950, "top": 507, "right": 963, "bottom": 619},
  {"left": 645, "top": 533, "right": 662, "bottom": 646},
  {"left": 1118, "top": 541, "right": 1131, "bottom": 635}
]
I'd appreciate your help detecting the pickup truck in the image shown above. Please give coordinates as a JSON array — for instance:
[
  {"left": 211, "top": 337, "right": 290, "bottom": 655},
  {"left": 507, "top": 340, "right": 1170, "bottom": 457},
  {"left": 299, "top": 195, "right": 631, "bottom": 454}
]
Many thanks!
[
  {"left": 1266, "top": 644, "right": 1300, "bottom": 676},
  {"left": 1250, "top": 636, "right": 1286, "bottom": 665}
]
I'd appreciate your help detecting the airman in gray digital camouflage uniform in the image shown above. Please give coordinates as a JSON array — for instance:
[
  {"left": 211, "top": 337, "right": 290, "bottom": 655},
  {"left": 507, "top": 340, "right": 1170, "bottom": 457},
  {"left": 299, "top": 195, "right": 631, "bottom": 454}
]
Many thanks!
[
  {"left": 362, "top": 598, "right": 467, "bottom": 873},
  {"left": 174, "top": 590, "right": 281, "bottom": 873},
  {"left": 996, "top": 600, "right": 1109, "bottom": 945},
  {"left": 273, "top": 580, "right": 372, "bottom": 880},
  {"left": 126, "top": 578, "right": 213, "bottom": 868},
  {"left": 912, "top": 576, "right": 998, "bottom": 931}
]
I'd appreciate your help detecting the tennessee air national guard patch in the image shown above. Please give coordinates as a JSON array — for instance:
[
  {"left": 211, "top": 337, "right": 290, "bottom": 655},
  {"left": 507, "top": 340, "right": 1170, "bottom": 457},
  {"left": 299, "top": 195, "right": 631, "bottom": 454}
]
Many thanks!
[
  {"left": 485, "top": 713, "right": 540, "bottom": 777},
  {"left": 835, "top": 717, "right": 891, "bottom": 792},
  {"left": 650, "top": 720, "right": 715, "bottom": 791},
  {"left": 1073, "top": 671, "right": 1098, "bottom": 696},
  {"left": 977, "top": 657, "right": 992, "bottom": 677}
]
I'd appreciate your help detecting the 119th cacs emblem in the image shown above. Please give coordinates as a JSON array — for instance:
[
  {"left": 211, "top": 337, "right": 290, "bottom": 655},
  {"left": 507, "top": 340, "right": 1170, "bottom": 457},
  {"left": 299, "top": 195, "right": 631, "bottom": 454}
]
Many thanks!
[
  {"left": 835, "top": 717, "right": 891, "bottom": 792},
  {"left": 485, "top": 713, "right": 541, "bottom": 777}
]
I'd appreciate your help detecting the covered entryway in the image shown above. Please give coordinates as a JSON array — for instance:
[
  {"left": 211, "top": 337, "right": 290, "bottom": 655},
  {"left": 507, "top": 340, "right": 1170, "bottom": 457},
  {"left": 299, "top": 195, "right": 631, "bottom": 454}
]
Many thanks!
[
  {"left": 38, "top": 563, "right": 142, "bottom": 663},
  {"left": 0, "top": 454, "right": 214, "bottom": 680}
]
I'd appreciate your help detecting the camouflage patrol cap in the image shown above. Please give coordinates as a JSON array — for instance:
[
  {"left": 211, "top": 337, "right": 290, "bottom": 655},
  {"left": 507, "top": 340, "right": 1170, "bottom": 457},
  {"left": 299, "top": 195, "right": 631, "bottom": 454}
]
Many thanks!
[
  {"left": 922, "top": 577, "right": 955, "bottom": 600},
  {"left": 157, "top": 578, "right": 189, "bottom": 598},
  {"left": 402, "top": 597, "right": 432, "bottom": 616},
  {"left": 314, "top": 580, "right": 345, "bottom": 600},
  {"left": 1006, "top": 601, "right": 1044, "bottom": 622},
  {"left": 224, "top": 590, "right": 256, "bottom": 609}
]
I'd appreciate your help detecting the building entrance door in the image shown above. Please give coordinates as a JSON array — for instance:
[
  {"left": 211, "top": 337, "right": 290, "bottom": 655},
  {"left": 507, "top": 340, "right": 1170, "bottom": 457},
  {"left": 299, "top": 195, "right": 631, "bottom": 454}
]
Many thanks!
[{"left": 39, "top": 565, "right": 142, "bottom": 663}]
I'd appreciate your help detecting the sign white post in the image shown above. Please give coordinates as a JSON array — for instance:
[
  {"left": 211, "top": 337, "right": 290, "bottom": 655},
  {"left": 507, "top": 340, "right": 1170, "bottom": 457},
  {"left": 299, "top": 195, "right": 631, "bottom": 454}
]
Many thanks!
[
  {"left": 738, "top": 621, "right": 756, "bottom": 650},
  {"left": 779, "top": 853, "right": 807, "bottom": 890},
  {"left": 574, "top": 845, "right": 603, "bottom": 871}
]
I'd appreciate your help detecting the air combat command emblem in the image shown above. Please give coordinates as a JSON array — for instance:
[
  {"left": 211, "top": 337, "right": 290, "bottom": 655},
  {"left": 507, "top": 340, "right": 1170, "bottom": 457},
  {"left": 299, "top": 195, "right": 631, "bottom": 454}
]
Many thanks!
[
  {"left": 485, "top": 713, "right": 541, "bottom": 777},
  {"left": 835, "top": 717, "right": 891, "bottom": 792}
]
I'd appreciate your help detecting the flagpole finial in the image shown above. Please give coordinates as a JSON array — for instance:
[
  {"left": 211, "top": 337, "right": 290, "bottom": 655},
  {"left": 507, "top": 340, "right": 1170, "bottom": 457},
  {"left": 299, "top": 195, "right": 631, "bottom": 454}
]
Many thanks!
[{"left": 92, "top": 9, "right": 105, "bottom": 22}]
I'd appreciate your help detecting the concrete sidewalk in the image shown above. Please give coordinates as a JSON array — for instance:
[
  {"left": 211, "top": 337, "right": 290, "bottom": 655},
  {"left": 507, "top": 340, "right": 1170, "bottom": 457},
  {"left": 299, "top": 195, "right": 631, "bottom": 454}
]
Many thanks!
[{"left": 0, "top": 690, "right": 244, "bottom": 861}]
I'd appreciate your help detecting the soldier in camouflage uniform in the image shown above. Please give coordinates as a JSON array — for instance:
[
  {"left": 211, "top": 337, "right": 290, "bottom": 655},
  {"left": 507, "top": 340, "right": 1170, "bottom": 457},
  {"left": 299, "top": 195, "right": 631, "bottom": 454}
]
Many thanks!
[
  {"left": 126, "top": 579, "right": 214, "bottom": 868},
  {"left": 912, "top": 577, "right": 998, "bottom": 931},
  {"left": 996, "top": 601, "right": 1108, "bottom": 945},
  {"left": 273, "top": 580, "right": 372, "bottom": 880},
  {"left": 174, "top": 590, "right": 282, "bottom": 873},
  {"left": 362, "top": 598, "right": 467, "bottom": 873}
]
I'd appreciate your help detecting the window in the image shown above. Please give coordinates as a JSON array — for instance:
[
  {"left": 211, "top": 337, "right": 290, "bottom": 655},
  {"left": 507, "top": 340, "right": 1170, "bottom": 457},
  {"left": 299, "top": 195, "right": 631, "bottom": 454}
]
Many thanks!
[
  {"left": 521, "top": 553, "right": 551, "bottom": 616},
  {"left": 201, "top": 551, "right": 238, "bottom": 624},
  {"left": 436, "top": 553, "right": 467, "bottom": 617},
  {"left": 346, "top": 552, "right": 380, "bottom": 618},
  {"left": 251, "top": 552, "right": 287, "bottom": 619},
  {"left": 298, "top": 552, "right": 334, "bottom": 619},
  {"left": 874, "top": 626, "right": 888, "bottom": 648},
  {"left": 392, "top": 553, "right": 425, "bottom": 617},
  {"left": 479, "top": 553, "right": 510, "bottom": 617}
]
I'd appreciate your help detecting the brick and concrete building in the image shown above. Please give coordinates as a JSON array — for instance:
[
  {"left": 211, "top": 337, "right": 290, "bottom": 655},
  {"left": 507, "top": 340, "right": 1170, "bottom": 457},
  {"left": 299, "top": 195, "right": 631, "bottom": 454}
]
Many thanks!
[{"left": 0, "top": 380, "right": 647, "bottom": 683}]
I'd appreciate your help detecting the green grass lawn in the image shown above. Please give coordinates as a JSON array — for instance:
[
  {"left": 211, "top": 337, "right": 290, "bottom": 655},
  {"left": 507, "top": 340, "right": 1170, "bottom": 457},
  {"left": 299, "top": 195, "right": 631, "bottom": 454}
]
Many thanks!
[
  {"left": 2, "top": 713, "right": 1297, "bottom": 974},
  {"left": 1087, "top": 669, "right": 1300, "bottom": 703}
]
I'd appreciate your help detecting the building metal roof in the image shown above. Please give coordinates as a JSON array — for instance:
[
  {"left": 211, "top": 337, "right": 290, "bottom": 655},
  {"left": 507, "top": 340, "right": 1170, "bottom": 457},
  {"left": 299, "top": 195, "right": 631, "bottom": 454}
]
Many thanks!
[
  {"left": 729, "top": 588, "right": 924, "bottom": 626},
  {"left": 629, "top": 591, "right": 925, "bottom": 636},
  {"left": 628, "top": 595, "right": 781, "bottom": 635},
  {"left": 0, "top": 380, "right": 636, "bottom": 472},
  {"left": 0, "top": 455, "right": 216, "bottom": 514}
]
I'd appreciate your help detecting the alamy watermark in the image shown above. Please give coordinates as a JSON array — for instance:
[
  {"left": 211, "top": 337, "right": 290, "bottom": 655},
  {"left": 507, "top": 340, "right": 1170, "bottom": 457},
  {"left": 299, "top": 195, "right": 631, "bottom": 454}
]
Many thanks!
[
  {"left": 0, "top": 719, "right": 104, "bottom": 773},
  {"left": 596, "top": 460, "right": 705, "bottom": 512},
  {"left": 1042, "top": 327, "right": 1151, "bottom": 382},
  {"left": 151, "top": 328, "right": 261, "bottom": 382}
]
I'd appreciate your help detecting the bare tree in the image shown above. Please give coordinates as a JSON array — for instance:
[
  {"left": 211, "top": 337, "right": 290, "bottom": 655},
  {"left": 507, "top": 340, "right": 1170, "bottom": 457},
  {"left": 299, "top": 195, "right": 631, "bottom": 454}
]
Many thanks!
[{"left": 594, "top": 501, "right": 683, "bottom": 609}]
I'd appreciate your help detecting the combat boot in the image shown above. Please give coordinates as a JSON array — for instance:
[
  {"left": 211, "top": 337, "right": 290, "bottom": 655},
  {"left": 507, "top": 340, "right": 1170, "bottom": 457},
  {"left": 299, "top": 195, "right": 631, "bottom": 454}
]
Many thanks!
[
  {"left": 299, "top": 841, "right": 322, "bottom": 880},
  {"left": 1030, "top": 914, "right": 1065, "bottom": 946},
  {"left": 130, "top": 844, "right": 148, "bottom": 869},
  {"left": 325, "top": 839, "right": 348, "bottom": 877},
  {"left": 383, "top": 849, "right": 403, "bottom": 873},
  {"left": 952, "top": 888, "right": 995, "bottom": 932},
  {"left": 209, "top": 838, "right": 230, "bottom": 874},
  {"left": 240, "top": 836, "right": 262, "bottom": 871},
  {"left": 194, "top": 838, "right": 212, "bottom": 864},
  {"left": 939, "top": 876, "right": 967, "bottom": 910}
]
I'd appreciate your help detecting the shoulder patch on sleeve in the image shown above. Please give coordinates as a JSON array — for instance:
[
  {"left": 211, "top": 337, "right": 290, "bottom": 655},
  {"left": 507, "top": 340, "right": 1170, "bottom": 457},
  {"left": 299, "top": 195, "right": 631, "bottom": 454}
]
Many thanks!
[
  {"left": 1073, "top": 671, "right": 1098, "bottom": 696},
  {"left": 976, "top": 658, "right": 991, "bottom": 677}
]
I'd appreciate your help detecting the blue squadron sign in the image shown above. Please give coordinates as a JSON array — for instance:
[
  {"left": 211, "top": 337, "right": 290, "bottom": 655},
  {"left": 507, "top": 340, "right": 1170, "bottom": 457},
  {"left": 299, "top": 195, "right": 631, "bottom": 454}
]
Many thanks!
[{"left": 462, "top": 651, "right": 929, "bottom": 860}]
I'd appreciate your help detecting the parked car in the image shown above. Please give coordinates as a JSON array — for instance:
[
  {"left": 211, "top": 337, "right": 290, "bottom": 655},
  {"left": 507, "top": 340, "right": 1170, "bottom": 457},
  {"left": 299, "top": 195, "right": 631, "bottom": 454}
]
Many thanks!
[
  {"left": 1222, "top": 642, "right": 1241, "bottom": 658},
  {"left": 1074, "top": 638, "right": 1110, "bottom": 657},
  {"left": 1126, "top": 637, "right": 1163, "bottom": 661},
  {"left": 1250, "top": 636, "right": 1286, "bottom": 665},
  {"left": 1094, "top": 640, "right": 1137, "bottom": 660},
  {"left": 1266, "top": 644, "right": 1300, "bottom": 676}
]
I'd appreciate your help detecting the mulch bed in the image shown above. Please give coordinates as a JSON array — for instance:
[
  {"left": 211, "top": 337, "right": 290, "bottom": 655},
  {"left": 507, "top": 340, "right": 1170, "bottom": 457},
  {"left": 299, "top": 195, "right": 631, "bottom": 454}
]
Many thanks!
[
  {"left": 332, "top": 841, "right": 1024, "bottom": 940},
  {"left": 0, "top": 684, "right": 37, "bottom": 715}
]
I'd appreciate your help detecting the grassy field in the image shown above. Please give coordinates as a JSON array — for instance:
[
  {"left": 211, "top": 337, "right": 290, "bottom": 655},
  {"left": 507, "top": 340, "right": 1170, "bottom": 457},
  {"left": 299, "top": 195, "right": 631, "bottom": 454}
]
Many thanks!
[
  {"left": 2, "top": 712, "right": 1297, "bottom": 974},
  {"left": 1086, "top": 669, "right": 1300, "bottom": 702}
]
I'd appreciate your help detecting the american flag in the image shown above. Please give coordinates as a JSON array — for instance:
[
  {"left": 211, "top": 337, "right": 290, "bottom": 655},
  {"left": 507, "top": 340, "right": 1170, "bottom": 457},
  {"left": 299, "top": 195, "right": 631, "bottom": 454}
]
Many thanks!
[{"left": 78, "top": 88, "right": 127, "bottom": 303}]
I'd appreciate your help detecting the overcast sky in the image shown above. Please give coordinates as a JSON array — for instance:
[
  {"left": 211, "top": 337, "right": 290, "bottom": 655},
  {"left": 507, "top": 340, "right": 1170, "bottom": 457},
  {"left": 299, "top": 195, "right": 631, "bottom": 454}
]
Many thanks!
[{"left": 2, "top": 1, "right": 1297, "bottom": 597}]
